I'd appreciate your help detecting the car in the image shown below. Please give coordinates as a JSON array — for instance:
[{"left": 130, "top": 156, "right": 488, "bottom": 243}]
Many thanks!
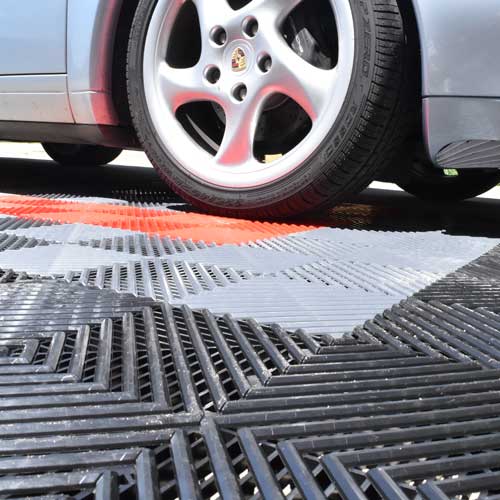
[{"left": 1, "top": 0, "right": 499, "bottom": 217}]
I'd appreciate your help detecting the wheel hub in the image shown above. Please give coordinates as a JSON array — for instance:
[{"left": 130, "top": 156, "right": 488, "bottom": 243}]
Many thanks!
[
  {"left": 208, "top": 17, "right": 268, "bottom": 104},
  {"left": 221, "top": 38, "right": 255, "bottom": 100}
]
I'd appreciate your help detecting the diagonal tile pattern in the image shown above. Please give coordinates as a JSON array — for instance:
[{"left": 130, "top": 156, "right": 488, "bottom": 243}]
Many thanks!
[
  {"left": 2, "top": 222, "right": 146, "bottom": 242},
  {"left": 0, "top": 245, "right": 156, "bottom": 275},
  {"left": 0, "top": 198, "right": 498, "bottom": 335},
  {"left": 0, "top": 193, "right": 499, "bottom": 498},
  {"left": 0, "top": 194, "right": 315, "bottom": 244},
  {"left": 171, "top": 276, "right": 405, "bottom": 335}
]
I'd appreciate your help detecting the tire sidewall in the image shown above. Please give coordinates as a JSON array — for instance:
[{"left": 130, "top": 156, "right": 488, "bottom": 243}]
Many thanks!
[{"left": 127, "top": 0, "right": 379, "bottom": 213}]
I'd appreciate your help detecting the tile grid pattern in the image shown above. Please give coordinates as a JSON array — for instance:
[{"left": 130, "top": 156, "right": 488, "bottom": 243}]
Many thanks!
[
  {"left": 0, "top": 197, "right": 497, "bottom": 335},
  {"left": 0, "top": 193, "right": 498, "bottom": 498}
]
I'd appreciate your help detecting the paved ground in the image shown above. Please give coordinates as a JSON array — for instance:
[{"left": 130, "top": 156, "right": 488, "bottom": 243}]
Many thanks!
[{"left": 1, "top": 142, "right": 500, "bottom": 499}]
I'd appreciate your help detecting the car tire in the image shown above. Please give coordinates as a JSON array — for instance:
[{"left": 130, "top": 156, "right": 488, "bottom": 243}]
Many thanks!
[
  {"left": 42, "top": 143, "right": 122, "bottom": 167},
  {"left": 127, "top": 0, "right": 415, "bottom": 217},
  {"left": 398, "top": 159, "right": 500, "bottom": 201}
]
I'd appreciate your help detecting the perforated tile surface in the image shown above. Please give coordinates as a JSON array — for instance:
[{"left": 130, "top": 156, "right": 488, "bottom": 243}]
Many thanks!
[
  {"left": 2, "top": 222, "right": 145, "bottom": 242},
  {"left": 170, "top": 277, "right": 414, "bottom": 335},
  {"left": 0, "top": 186, "right": 500, "bottom": 499}
]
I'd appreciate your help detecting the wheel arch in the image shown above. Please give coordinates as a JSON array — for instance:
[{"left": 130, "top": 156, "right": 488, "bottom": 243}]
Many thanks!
[
  {"left": 66, "top": 0, "right": 139, "bottom": 127},
  {"left": 110, "top": 0, "right": 140, "bottom": 126}
]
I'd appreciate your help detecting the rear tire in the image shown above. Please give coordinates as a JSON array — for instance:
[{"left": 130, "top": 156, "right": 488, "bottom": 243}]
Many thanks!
[
  {"left": 127, "top": 0, "right": 414, "bottom": 217},
  {"left": 398, "top": 159, "right": 500, "bottom": 201},
  {"left": 42, "top": 143, "right": 122, "bottom": 167}
]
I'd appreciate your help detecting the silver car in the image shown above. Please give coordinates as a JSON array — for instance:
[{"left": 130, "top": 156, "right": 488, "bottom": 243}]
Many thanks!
[{"left": 1, "top": 0, "right": 499, "bottom": 216}]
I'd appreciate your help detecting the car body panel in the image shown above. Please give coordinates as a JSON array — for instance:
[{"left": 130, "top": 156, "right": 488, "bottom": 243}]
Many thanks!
[
  {"left": 66, "top": 0, "right": 123, "bottom": 125},
  {"left": 0, "top": 0, "right": 67, "bottom": 75},
  {"left": 410, "top": 0, "right": 500, "bottom": 164},
  {"left": 0, "top": 75, "right": 73, "bottom": 123},
  {"left": 411, "top": 0, "right": 500, "bottom": 98},
  {"left": 0, "top": 0, "right": 500, "bottom": 166},
  {"left": 424, "top": 97, "right": 500, "bottom": 161},
  {"left": 0, "top": 0, "right": 122, "bottom": 125},
  {"left": 0, "top": 0, "right": 72, "bottom": 123}
]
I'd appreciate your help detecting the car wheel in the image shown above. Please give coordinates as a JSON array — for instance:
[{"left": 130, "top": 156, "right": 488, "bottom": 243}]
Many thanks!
[
  {"left": 398, "top": 158, "right": 500, "bottom": 201},
  {"left": 127, "top": 0, "right": 413, "bottom": 217},
  {"left": 42, "top": 143, "right": 122, "bottom": 167}
]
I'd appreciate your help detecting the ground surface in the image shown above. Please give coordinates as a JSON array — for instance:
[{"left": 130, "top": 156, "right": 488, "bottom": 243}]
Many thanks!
[{"left": 1, "top": 143, "right": 500, "bottom": 498}]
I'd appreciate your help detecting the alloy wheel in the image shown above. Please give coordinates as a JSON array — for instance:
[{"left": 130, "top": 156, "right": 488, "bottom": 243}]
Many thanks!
[{"left": 142, "top": 0, "right": 355, "bottom": 189}]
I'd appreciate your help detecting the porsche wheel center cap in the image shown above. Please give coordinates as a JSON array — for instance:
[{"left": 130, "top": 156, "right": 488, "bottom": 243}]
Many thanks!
[
  {"left": 231, "top": 47, "right": 247, "bottom": 72},
  {"left": 225, "top": 40, "right": 254, "bottom": 76}
]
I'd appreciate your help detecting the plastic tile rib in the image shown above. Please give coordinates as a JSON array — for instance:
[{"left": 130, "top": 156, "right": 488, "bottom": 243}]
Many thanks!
[
  {"left": 78, "top": 234, "right": 214, "bottom": 255},
  {"left": 32, "top": 190, "right": 181, "bottom": 205},
  {"left": 33, "top": 193, "right": 131, "bottom": 205},
  {"left": 0, "top": 232, "right": 50, "bottom": 253},
  {"left": 3, "top": 225, "right": 215, "bottom": 255},
  {"left": 163, "top": 236, "right": 496, "bottom": 335},
  {"left": 0, "top": 281, "right": 156, "bottom": 331},
  {"left": 60, "top": 257, "right": 439, "bottom": 334},
  {"left": 0, "top": 245, "right": 156, "bottom": 275},
  {"left": 251, "top": 232, "right": 500, "bottom": 273},
  {"left": 32, "top": 194, "right": 191, "bottom": 212},
  {"left": 156, "top": 245, "right": 318, "bottom": 273},
  {"left": 2, "top": 222, "right": 147, "bottom": 243},
  {"left": 63, "top": 258, "right": 439, "bottom": 335},
  {"left": 0, "top": 238, "right": 214, "bottom": 276},
  {"left": 1, "top": 228, "right": 494, "bottom": 334},
  {"left": 172, "top": 276, "right": 408, "bottom": 335},
  {"left": 2, "top": 193, "right": 500, "bottom": 497},
  {"left": 0, "top": 216, "right": 58, "bottom": 231},
  {"left": 0, "top": 277, "right": 500, "bottom": 498},
  {"left": 66, "top": 259, "right": 258, "bottom": 302},
  {"left": 0, "top": 194, "right": 317, "bottom": 244},
  {"left": 291, "top": 227, "right": 495, "bottom": 249},
  {"left": 280, "top": 259, "right": 441, "bottom": 296},
  {"left": 0, "top": 268, "right": 24, "bottom": 283},
  {"left": 416, "top": 244, "right": 500, "bottom": 310}
]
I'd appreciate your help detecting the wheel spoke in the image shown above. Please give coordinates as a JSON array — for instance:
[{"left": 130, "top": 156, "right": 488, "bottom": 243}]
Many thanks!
[
  {"left": 269, "top": 35, "right": 336, "bottom": 121},
  {"left": 216, "top": 93, "right": 267, "bottom": 166},
  {"left": 158, "top": 62, "right": 219, "bottom": 113}
]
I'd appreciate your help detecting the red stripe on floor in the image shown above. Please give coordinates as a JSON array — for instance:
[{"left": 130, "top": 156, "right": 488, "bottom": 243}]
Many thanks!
[{"left": 0, "top": 195, "right": 319, "bottom": 244}]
